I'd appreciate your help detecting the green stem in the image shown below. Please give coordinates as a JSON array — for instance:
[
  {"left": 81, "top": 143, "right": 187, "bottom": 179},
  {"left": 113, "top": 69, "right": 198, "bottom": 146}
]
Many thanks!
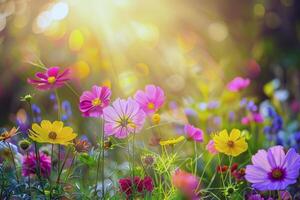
[
  {"left": 27, "top": 100, "right": 44, "bottom": 193},
  {"left": 55, "top": 89, "right": 61, "bottom": 120},
  {"left": 132, "top": 132, "right": 136, "bottom": 198},
  {"left": 65, "top": 83, "right": 80, "bottom": 98},
  {"left": 193, "top": 141, "right": 197, "bottom": 175},
  {"left": 56, "top": 147, "right": 70, "bottom": 183},
  {"left": 101, "top": 118, "right": 105, "bottom": 199},
  {"left": 27, "top": 151, "right": 31, "bottom": 197},
  {"left": 55, "top": 89, "right": 62, "bottom": 181},
  {"left": 217, "top": 154, "right": 226, "bottom": 188},
  {"left": 7, "top": 141, "right": 19, "bottom": 182},
  {"left": 57, "top": 145, "right": 61, "bottom": 178},
  {"left": 65, "top": 153, "right": 76, "bottom": 182}
]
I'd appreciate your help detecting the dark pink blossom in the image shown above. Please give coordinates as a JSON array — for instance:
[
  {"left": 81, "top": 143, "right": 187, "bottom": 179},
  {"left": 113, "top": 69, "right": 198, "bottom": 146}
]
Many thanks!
[
  {"left": 27, "top": 66, "right": 70, "bottom": 90},
  {"left": 22, "top": 152, "right": 51, "bottom": 178},
  {"left": 79, "top": 85, "right": 111, "bottom": 118}
]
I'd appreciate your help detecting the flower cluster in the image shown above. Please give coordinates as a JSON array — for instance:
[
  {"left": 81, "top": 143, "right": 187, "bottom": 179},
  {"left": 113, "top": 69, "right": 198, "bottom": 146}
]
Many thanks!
[{"left": 119, "top": 176, "right": 154, "bottom": 199}]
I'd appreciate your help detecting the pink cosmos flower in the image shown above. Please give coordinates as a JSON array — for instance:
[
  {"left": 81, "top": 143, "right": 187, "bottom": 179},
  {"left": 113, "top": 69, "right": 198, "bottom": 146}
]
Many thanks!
[
  {"left": 103, "top": 98, "right": 146, "bottom": 139},
  {"left": 227, "top": 77, "right": 250, "bottom": 92},
  {"left": 206, "top": 140, "right": 218, "bottom": 155},
  {"left": 184, "top": 124, "right": 203, "bottom": 142},
  {"left": 79, "top": 85, "right": 111, "bottom": 118},
  {"left": 172, "top": 169, "right": 200, "bottom": 200},
  {"left": 22, "top": 152, "right": 51, "bottom": 178},
  {"left": 134, "top": 84, "right": 165, "bottom": 115},
  {"left": 27, "top": 66, "right": 70, "bottom": 90}
]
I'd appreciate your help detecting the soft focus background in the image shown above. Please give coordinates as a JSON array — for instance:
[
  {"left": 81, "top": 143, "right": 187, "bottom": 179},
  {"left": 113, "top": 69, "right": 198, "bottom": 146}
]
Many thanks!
[{"left": 0, "top": 0, "right": 300, "bottom": 123}]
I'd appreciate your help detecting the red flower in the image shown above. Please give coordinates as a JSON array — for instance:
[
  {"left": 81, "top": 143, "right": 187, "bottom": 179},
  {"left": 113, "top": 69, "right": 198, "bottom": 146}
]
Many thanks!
[
  {"left": 134, "top": 177, "right": 144, "bottom": 193},
  {"left": 119, "top": 176, "right": 154, "bottom": 198},
  {"left": 143, "top": 176, "right": 154, "bottom": 192},
  {"left": 217, "top": 165, "right": 228, "bottom": 173},
  {"left": 119, "top": 178, "right": 132, "bottom": 196},
  {"left": 230, "top": 163, "right": 239, "bottom": 172}
]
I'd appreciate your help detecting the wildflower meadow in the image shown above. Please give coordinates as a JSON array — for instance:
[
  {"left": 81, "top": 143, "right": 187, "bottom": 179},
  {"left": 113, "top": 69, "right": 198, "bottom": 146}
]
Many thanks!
[{"left": 1, "top": 1, "right": 300, "bottom": 200}]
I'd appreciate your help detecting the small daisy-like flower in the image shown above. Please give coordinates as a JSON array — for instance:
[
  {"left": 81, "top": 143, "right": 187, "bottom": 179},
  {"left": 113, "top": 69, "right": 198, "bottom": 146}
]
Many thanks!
[
  {"left": 0, "top": 127, "right": 18, "bottom": 141},
  {"left": 29, "top": 120, "right": 77, "bottom": 146},
  {"left": 27, "top": 66, "right": 70, "bottom": 90},
  {"left": 103, "top": 98, "right": 146, "bottom": 139},
  {"left": 74, "top": 139, "right": 90, "bottom": 153},
  {"left": 79, "top": 85, "right": 111, "bottom": 118},
  {"left": 213, "top": 129, "right": 248, "bottom": 157},
  {"left": 159, "top": 136, "right": 185, "bottom": 146},
  {"left": 134, "top": 84, "right": 165, "bottom": 115}
]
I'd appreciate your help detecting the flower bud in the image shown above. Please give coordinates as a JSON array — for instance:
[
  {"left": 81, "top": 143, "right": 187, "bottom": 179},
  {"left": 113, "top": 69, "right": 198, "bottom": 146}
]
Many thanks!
[
  {"left": 151, "top": 113, "right": 161, "bottom": 125},
  {"left": 18, "top": 139, "right": 31, "bottom": 152}
]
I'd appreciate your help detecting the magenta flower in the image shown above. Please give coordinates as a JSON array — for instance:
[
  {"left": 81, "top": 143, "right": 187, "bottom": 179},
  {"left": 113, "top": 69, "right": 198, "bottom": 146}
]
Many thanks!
[
  {"left": 227, "top": 77, "right": 250, "bottom": 92},
  {"left": 27, "top": 66, "right": 70, "bottom": 90},
  {"left": 22, "top": 152, "right": 51, "bottom": 178},
  {"left": 245, "top": 145, "right": 300, "bottom": 191},
  {"left": 206, "top": 140, "right": 218, "bottom": 155},
  {"left": 184, "top": 124, "right": 203, "bottom": 142},
  {"left": 103, "top": 98, "right": 146, "bottom": 139},
  {"left": 252, "top": 113, "right": 264, "bottom": 123},
  {"left": 79, "top": 85, "right": 111, "bottom": 118},
  {"left": 134, "top": 84, "right": 165, "bottom": 115}
]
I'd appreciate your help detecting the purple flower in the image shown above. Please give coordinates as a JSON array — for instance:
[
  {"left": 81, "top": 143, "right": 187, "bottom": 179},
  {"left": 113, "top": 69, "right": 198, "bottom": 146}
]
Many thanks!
[
  {"left": 184, "top": 124, "right": 203, "bottom": 142},
  {"left": 247, "top": 194, "right": 264, "bottom": 200},
  {"left": 134, "top": 84, "right": 165, "bottom": 115},
  {"left": 22, "top": 152, "right": 51, "bottom": 178},
  {"left": 79, "top": 85, "right": 111, "bottom": 118},
  {"left": 245, "top": 145, "right": 300, "bottom": 191},
  {"left": 103, "top": 98, "right": 146, "bottom": 139}
]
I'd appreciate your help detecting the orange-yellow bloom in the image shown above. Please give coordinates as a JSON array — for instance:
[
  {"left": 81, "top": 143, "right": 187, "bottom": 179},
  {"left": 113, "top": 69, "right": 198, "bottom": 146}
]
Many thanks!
[
  {"left": 29, "top": 120, "right": 77, "bottom": 145},
  {"left": 213, "top": 129, "right": 248, "bottom": 157},
  {"left": 0, "top": 127, "right": 18, "bottom": 141}
]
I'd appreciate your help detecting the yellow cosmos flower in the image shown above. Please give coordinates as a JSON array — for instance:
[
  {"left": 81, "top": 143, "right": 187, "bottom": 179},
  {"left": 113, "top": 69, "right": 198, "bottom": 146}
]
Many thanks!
[
  {"left": 29, "top": 120, "right": 77, "bottom": 145},
  {"left": 213, "top": 129, "right": 248, "bottom": 157},
  {"left": 159, "top": 136, "right": 185, "bottom": 146}
]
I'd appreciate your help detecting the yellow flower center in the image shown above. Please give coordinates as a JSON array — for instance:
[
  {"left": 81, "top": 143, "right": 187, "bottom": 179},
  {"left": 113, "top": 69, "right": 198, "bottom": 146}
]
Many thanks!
[
  {"left": 92, "top": 98, "right": 102, "bottom": 106},
  {"left": 47, "top": 76, "right": 56, "bottom": 84},
  {"left": 48, "top": 131, "right": 57, "bottom": 140},
  {"left": 120, "top": 117, "right": 136, "bottom": 129},
  {"left": 147, "top": 102, "right": 155, "bottom": 110},
  {"left": 227, "top": 140, "right": 235, "bottom": 148}
]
